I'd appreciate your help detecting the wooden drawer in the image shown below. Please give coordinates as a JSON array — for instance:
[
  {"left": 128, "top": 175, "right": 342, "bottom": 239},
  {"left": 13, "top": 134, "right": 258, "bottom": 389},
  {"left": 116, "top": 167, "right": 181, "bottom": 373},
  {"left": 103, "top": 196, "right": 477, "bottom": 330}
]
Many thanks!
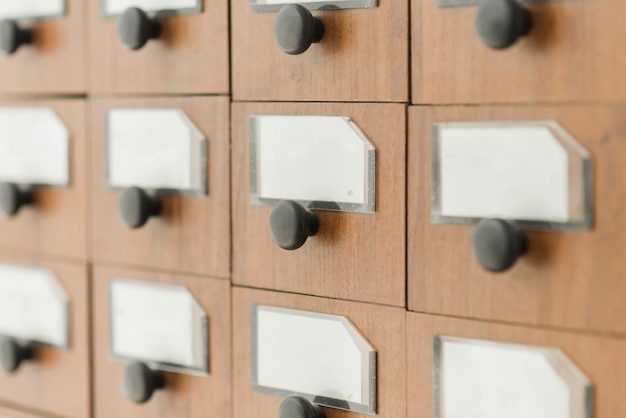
[
  {"left": 408, "top": 105, "right": 626, "bottom": 334},
  {"left": 92, "top": 266, "right": 231, "bottom": 418},
  {"left": 0, "top": 99, "right": 88, "bottom": 260},
  {"left": 414, "top": 0, "right": 625, "bottom": 104},
  {"left": 232, "top": 102, "right": 406, "bottom": 306},
  {"left": 91, "top": 96, "right": 230, "bottom": 277},
  {"left": 231, "top": 0, "right": 409, "bottom": 102},
  {"left": 0, "top": 406, "right": 48, "bottom": 418},
  {"left": 407, "top": 312, "right": 626, "bottom": 418},
  {"left": 233, "top": 287, "right": 406, "bottom": 418},
  {"left": 88, "top": 0, "right": 229, "bottom": 94}
]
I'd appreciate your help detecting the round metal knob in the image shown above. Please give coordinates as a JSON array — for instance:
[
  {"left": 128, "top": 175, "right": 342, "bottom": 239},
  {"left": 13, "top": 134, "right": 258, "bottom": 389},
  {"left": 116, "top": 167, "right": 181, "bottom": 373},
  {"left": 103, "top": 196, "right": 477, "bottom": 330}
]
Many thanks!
[
  {"left": 275, "top": 4, "right": 324, "bottom": 55},
  {"left": 0, "top": 20, "right": 32, "bottom": 55},
  {"left": 118, "top": 187, "right": 161, "bottom": 229},
  {"left": 476, "top": 0, "right": 532, "bottom": 49},
  {"left": 123, "top": 362, "right": 165, "bottom": 404},
  {"left": 270, "top": 200, "right": 319, "bottom": 250},
  {"left": 278, "top": 396, "right": 326, "bottom": 418},
  {"left": 0, "top": 183, "right": 33, "bottom": 217},
  {"left": 118, "top": 7, "right": 161, "bottom": 50},
  {"left": 472, "top": 218, "right": 528, "bottom": 272},
  {"left": 0, "top": 338, "right": 33, "bottom": 374}
]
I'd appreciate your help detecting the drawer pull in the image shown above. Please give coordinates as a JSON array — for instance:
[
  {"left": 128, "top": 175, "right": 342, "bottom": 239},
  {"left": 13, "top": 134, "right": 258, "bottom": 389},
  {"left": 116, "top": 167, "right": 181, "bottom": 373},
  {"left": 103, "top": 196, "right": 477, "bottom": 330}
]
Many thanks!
[
  {"left": 0, "top": 20, "right": 32, "bottom": 55},
  {"left": 118, "top": 7, "right": 162, "bottom": 51},
  {"left": 123, "top": 361, "right": 165, "bottom": 404},
  {"left": 0, "top": 337, "right": 33, "bottom": 374},
  {"left": 118, "top": 187, "right": 161, "bottom": 229},
  {"left": 275, "top": 4, "right": 325, "bottom": 55},
  {"left": 475, "top": 0, "right": 532, "bottom": 49},
  {"left": 0, "top": 183, "right": 33, "bottom": 217},
  {"left": 279, "top": 396, "right": 326, "bottom": 418},
  {"left": 270, "top": 200, "right": 319, "bottom": 250},
  {"left": 472, "top": 218, "right": 528, "bottom": 272}
]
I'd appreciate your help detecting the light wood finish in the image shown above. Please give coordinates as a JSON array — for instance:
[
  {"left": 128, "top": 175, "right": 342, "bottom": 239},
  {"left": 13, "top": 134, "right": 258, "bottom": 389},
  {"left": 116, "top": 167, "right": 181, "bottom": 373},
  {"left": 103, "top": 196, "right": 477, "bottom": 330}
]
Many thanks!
[
  {"left": 0, "top": 0, "right": 85, "bottom": 94},
  {"left": 231, "top": 0, "right": 408, "bottom": 102},
  {"left": 0, "top": 252, "right": 89, "bottom": 418},
  {"left": 232, "top": 102, "right": 406, "bottom": 306},
  {"left": 88, "top": 0, "right": 229, "bottom": 94},
  {"left": 0, "top": 405, "right": 48, "bottom": 418},
  {"left": 414, "top": 0, "right": 626, "bottom": 104},
  {"left": 0, "top": 99, "right": 88, "bottom": 261},
  {"left": 91, "top": 96, "right": 230, "bottom": 277},
  {"left": 233, "top": 287, "right": 406, "bottom": 418},
  {"left": 407, "top": 312, "right": 626, "bottom": 418},
  {"left": 408, "top": 105, "right": 626, "bottom": 334},
  {"left": 92, "top": 266, "right": 232, "bottom": 418}
]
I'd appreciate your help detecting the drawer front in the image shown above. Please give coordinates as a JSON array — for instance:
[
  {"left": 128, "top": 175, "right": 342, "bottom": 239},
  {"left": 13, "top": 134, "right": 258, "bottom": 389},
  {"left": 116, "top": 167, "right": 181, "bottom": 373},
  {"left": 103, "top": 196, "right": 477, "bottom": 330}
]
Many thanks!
[
  {"left": 407, "top": 312, "right": 626, "bottom": 418},
  {"left": 408, "top": 105, "right": 626, "bottom": 333},
  {"left": 414, "top": 0, "right": 623, "bottom": 104},
  {"left": 88, "top": 0, "right": 229, "bottom": 94},
  {"left": 0, "top": 253, "right": 89, "bottom": 418},
  {"left": 233, "top": 287, "right": 406, "bottom": 418},
  {"left": 232, "top": 102, "right": 406, "bottom": 306},
  {"left": 91, "top": 96, "right": 230, "bottom": 277},
  {"left": 92, "top": 266, "right": 232, "bottom": 418},
  {"left": 0, "top": 100, "right": 88, "bottom": 260},
  {"left": 232, "top": 0, "right": 408, "bottom": 102},
  {"left": 0, "top": 406, "right": 48, "bottom": 418}
]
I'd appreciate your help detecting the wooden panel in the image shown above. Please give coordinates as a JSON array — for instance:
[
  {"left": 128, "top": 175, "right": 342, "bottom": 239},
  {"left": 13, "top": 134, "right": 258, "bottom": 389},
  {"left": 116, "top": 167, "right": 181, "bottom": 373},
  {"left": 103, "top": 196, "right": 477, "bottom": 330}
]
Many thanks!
[
  {"left": 407, "top": 312, "right": 626, "bottom": 418},
  {"left": 91, "top": 96, "right": 230, "bottom": 277},
  {"left": 88, "top": 0, "right": 229, "bottom": 94},
  {"left": 232, "top": 102, "right": 406, "bottom": 306},
  {"left": 408, "top": 105, "right": 626, "bottom": 334},
  {"left": 233, "top": 287, "right": 406, "bottom": 418},
  {"left": 0, "top": 405, "right": 47, "bottom": 418},
  {"left": 92, "top": 265, "right": 232, "bottom": 418},
  {"left": 414, "top": 0, "right": 626, "bottom": 104},
  {"left": 0, "top": 99, "right": 88, "bottom": 261},
  {"left": 232, "top": 0, "right": 409, "bottom": 102},
  {"left": 0, "top": 252, "right": 89, "bottom": 418}
]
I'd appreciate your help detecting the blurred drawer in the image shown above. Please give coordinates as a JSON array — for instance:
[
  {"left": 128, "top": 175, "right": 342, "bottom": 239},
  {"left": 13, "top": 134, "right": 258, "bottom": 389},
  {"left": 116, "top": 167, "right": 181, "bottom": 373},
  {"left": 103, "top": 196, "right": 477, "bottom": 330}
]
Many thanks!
[
  {"left": 232, "top": 102, "right": 406, "bottom": 306},
  {"left": 407, "top": 312, "right": 626, "bottom": 418},
  {"left": 92, "top": 266, "right": 231, "bottom": 418},
  {"left": 0, "top": 253, "right": 89, "bottom": 418},
  {"left": 0, "top": 0, "right": 85, "bottom": 94},
  {"left": 414, "top": 0, "right": 625, "bottom": 104},
  {"left": 408, "top": 104, "right": 626, "bottom": 333},
  {"left": 0, "top": 406, "right": 48, "bottom": 418},
  {"left": 0, "top": 100, "right": 87, "bottom": 260},
  {"left": 91, "top": 96, "right": 230, "bottom": 277},
  {"left": 233, "top": 287, "right": 406, "bottom": 418},
  {"left": 88, "top": 0, "right": 229, "bottom": 94},
  {"left": 232, "top": 0, "right": 408, "bottom": 102}
]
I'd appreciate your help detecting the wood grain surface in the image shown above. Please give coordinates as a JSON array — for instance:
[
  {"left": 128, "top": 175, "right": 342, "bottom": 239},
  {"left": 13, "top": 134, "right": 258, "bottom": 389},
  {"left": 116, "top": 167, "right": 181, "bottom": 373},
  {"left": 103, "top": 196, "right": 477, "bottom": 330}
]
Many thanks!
[
  {"left": 232, "top": 102, "right": 406, "bottom": 306},
  {"left": 92, "top": 265, "right": 232, "bottom": 418},
  {"left": 0, "top": 404, "right": 50, "bottom": 418}
]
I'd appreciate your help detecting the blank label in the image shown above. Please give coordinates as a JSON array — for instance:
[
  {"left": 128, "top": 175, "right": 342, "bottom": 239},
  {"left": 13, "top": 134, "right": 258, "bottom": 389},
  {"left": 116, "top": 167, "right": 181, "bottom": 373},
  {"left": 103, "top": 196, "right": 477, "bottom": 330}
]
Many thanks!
[
  {"left": 103, "top": 0, "right": 201, "bottom": 16},
  {"left": 250, "top": 0, "right": 377, "bottom": 12},
  {"left": 0, "top": 1, "right": 64, "bottom": 19}
]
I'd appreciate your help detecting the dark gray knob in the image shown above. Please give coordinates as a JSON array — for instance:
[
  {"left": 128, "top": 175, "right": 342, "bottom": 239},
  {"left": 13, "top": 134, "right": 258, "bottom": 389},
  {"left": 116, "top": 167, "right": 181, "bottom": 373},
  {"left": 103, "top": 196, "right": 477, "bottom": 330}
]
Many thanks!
[
  {"left": 118, "top": 7, "right": 161, "bottom": 50},
  {"left": 0, "top": 183, "right": 33, "bottom": 217},
  {"left": 123, "top": 362, "right": 165, "bottom": 404},
  {"left": 472, "top": 218, "right": 528, "bottom": 272},
  {"left": 278, "top": 396, "right": 326, "bottom": 418},
  {"left": 275, "top": 4, "right": 324, "bottom": 55},
  {"left": 0, "top": 20, "right": 32, "bottom": 55},
  {"left": 270, "top": 200, "right": 319, "bottom": 250},
  {"left": 476, "top": 0, "right": 532, "bottom": 49},
  {"left": 0, "top": 338, "right": 33, "bottom": 374},
  {"left": 118, "top": 187, "right": 161, "bottom": 229}
]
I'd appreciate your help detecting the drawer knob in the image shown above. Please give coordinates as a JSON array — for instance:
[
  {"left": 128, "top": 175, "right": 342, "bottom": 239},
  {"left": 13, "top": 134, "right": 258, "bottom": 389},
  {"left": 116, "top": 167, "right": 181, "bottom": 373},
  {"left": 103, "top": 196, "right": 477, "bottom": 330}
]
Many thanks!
[
  {"left": 123, "top": 362, "right": 165, "bottom": 404},
  {"left": 275, "top": 4, "right": 325, "bottom": 55},
  {"left": 270, "top": 200, "right": 319, "bottom": 250},
  {"left": 472, "top": 218, "right": 528, "bottom": 272},
  {"left": 475, "top": 0, "right": 532, "bottom": 49},
  {"left": 279, "top": 396, "right": 326, "bottom": 418},
  {"left": 118, "top": 7, "right": 162, "bottom": 50},
  {"left": 118, "top": 187, "right": 161, "bottom": 229},
  {"left": 0, "top": 338, "right": 33, "bottom": 373},
  {"left": 0, "top": 183, "right": 33, "bottom": 217},
  {"left": 0, "top": 20, "right": 32, "bottom": 55}
]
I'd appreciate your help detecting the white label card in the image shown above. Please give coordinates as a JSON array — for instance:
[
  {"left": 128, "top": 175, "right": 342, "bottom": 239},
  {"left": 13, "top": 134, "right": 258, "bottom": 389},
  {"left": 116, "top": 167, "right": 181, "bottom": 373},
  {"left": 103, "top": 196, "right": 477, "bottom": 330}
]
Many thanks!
[
  {"left": 250, "top": 0, "right": 377, "bottom": 12},
  {"left": 103, "top": 0, "right": 201, "bottom": 16},
  {"left": 0, "top": 1, "right": 65, "bottom": 19}
]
